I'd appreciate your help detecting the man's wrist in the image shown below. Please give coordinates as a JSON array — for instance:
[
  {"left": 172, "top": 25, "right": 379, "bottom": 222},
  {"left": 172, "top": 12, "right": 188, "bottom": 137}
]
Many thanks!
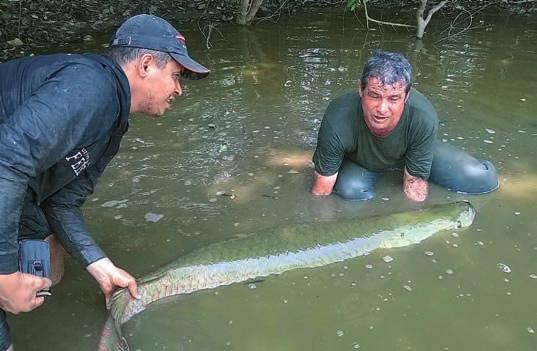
[
  {"left": 86, "top": 257, "right": 113, "bottom": 279},
  {"left": 312, "top": 170, "right": 338, "bottom": 196}
]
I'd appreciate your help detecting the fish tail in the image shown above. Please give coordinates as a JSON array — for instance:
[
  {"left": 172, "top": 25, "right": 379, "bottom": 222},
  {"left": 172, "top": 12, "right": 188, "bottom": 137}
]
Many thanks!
[
  {"left": 98, "top": 289, "right": 134, "bottom": 351},
  {"left": 98, "top": 316, "right": 122, "bottom": 351},
  {"left": 110, "top": 289, "right": 131, "bottom": 325}
]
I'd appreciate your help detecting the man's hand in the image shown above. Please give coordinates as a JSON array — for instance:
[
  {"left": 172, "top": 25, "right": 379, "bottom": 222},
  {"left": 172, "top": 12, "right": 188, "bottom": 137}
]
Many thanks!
[
  {"left": 86, "top": 258, "right": 139, "bottom": 308},
  {"left": 311, "top": 171, "right": 338, "bottom": 196},
  {"left": 0, "top": 272, "right": 52, "bottom": 314},
  {"left": 403, "top": 168, "right": 428, "bottom": 202}
]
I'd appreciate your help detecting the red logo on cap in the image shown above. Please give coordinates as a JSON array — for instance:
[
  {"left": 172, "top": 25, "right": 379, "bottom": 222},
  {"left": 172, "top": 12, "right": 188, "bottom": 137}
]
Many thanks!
[{"left": 176, "top": 33, "right": 186, "bottom": 44}]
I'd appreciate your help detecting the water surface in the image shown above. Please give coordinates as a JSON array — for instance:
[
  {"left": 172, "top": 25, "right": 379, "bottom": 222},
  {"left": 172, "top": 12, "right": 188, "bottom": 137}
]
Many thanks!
[{"left": 9, "top": 7, "right": 537, "bottom": 351}]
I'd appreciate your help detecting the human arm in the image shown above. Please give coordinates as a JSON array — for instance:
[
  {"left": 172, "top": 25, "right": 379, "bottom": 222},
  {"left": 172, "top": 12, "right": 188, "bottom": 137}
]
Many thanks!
[
  {"left": 43, "top": 154, "right": 139, "bottom": 303},
  {"left": 403, "top": 94, "right": 439, "bottom": 201},
  {"left": 44, "top": 184, "right": 139, "bottom": 304},
  {"left": 311, "top": 106, "right": 347, "bottom": 196},
  {"left": 403, "top": 167, "right": 428, "bottom": 202},
  {"left": 311, "top": 171, "right": 338, "bottom": 196},
  {"left": 42, "top": 155, "right": 116, "bottom": 267}
]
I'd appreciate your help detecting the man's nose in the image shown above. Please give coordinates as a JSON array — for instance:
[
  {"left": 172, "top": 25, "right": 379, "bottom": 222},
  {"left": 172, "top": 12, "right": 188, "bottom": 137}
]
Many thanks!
[
  {"left": 175, "top": 80, "right": 183, "bottom": 96},
  {"left": 378, "top": 99, "right": 388, "bottom": 113}
]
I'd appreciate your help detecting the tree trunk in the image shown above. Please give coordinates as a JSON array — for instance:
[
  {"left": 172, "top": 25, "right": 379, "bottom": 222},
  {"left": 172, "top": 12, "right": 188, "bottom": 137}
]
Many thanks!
[
  {"left": 236, "top": 0, "right": 264, "bottom": 26},
  {"left": 416, "top": 5, "right": 426, "bottom": 39},
  {"left": 416, "top": 0, "right": 447, "bottom": 39}
]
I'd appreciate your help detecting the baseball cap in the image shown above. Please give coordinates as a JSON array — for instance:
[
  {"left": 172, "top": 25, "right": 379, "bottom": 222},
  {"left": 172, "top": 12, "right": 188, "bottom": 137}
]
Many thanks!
[{"left": 110, "top": 14, "right": 209, "bottom": 79}]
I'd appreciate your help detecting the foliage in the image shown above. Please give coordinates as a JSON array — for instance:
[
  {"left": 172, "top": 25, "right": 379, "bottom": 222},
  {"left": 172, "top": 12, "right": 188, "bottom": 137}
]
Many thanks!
[
  {"left": 2, "top": 0, "right": 536, "bottom": 61},
  {"left": 347, "top": 0, "right": 363, "bottom": 11}
]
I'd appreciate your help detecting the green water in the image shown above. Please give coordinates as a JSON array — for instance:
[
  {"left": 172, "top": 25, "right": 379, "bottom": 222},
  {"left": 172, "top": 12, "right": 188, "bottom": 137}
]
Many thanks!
[{"left": 9, "top": 7, "right": 537, "bottom": 351}]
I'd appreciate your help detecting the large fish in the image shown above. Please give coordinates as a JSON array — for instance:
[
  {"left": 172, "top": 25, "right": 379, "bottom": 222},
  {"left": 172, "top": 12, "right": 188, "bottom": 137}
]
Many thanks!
[{"left": 99, "top": 201, "right": 476, "bottom": 350}]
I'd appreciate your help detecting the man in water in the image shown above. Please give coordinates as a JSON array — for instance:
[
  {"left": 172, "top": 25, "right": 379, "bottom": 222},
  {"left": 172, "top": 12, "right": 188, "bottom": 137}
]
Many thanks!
[
  {"left": 311, "top": 50, "right": 498, "bottom": 201},
  {"left": 0, "top": 14, "right": 209, "bottom": 350}
]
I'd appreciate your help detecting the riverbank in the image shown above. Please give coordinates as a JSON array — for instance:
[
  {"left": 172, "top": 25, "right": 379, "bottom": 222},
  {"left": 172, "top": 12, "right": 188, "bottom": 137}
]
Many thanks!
[
  {"left": 1, "top": 0, "right": 535, "bottom": 61},
  {"left": 0, "top": 0, "right": 344, "bottom": 61}
]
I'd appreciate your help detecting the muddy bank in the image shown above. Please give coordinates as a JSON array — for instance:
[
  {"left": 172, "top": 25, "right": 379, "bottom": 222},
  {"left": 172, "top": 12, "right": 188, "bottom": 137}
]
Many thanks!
[
  {"left": 1, "top": 0, "right": 535, "bottom": 62},
  {"left": 0, "top": 0, "right": 343, "bottom": 61}
]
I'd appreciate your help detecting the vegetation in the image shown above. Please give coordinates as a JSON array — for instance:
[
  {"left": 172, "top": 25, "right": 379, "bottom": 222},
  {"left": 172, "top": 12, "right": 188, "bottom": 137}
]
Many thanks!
[
  {"left": 1, "top": 0, "right": 535, "bottom": 61},
  {"left": 346, "top": 0, "right": 536, "bottom": 39}
]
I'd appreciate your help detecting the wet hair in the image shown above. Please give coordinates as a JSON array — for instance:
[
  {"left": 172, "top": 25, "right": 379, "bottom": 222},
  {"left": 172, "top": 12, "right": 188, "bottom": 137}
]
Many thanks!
[
  {"left": 360, "top": 50, "right": 413, "bottom": 93},
  {"left": 104, "top": 46, "right": 172, "bottom": 69}
]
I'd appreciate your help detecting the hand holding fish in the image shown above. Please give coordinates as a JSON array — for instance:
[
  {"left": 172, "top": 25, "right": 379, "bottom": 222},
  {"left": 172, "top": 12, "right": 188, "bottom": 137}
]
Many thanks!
[
  {"left": 86, "top": 258, "right": 139, "bottom": 309},
  {"left": 403, "top": 168, "right": 428, "bottom": 202}
]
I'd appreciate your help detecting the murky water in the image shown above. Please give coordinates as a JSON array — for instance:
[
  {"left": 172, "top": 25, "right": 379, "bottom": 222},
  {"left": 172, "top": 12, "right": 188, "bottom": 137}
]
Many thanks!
[{"left": 9, "top": 7, "right": 537, "bottom": 351}]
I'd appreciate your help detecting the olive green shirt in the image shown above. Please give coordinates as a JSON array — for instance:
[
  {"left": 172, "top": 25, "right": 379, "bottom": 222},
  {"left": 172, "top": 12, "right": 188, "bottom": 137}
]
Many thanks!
[{"left": 313, "top": 89, "right": 438, "bottom": 179}]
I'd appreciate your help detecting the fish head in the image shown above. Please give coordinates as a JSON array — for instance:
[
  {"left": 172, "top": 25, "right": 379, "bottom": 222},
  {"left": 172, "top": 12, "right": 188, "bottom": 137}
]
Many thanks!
[{"left": 454, "top": 201, "right": 476, "bottom": 229}]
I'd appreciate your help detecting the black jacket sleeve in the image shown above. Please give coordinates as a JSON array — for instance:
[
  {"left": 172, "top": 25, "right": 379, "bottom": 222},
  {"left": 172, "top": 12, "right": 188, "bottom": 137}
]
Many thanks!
[
  {"left": 42, "top": 159, "right": 110, "bottom": 267},
  {"left": 0, "top": 63, "right": 119, "bottom": 273}
]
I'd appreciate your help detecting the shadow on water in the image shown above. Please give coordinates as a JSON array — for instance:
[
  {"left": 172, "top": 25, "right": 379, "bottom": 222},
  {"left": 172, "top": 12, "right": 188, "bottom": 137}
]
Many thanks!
[{"left": 9, "top": 7, "right": 537, "bottom": 351}]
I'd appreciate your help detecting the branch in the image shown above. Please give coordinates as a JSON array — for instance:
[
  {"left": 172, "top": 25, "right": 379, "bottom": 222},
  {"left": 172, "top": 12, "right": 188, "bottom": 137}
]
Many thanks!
[
  {"left": 366, "top": 16, "right": 415, "bottom": 28},
  {"left": 424, "top": 1, "right": 448, "bottom": 26},
  {"left": 363, "top": 0, "right": 415, "bottom": 29},
  {"left": 448, "top": 6, "right": 473, "bottom": 38},
  {"left": 256, "top": 0, "right": 290, "bottom": 23},
  {"left": 246, "top": 0, "right": 264, "bottom": 23},
  {"left": 435, "top": 5, "right": 473, "bottom": 43}
]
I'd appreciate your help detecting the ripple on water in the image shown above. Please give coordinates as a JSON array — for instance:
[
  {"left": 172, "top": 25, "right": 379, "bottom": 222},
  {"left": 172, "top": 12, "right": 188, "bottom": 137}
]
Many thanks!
[
  {"left": 497, "top": 263, "right": 512, "bottom": 273},
  {"left": 101, "top": 199, "right": 129, "bottom": 208},
  {"left": 144, "top": 213, "right": 164, "bottom": 222}
]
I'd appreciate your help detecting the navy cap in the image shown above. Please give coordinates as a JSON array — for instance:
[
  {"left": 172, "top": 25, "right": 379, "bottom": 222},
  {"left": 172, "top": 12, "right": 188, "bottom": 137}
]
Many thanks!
[{"left": 110, "top": 14, "right": 209, "bottom": 79}]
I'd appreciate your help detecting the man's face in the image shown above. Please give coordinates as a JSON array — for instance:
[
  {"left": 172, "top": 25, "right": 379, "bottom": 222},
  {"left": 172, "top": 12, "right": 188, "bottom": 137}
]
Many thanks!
[
  {"left": 139, "top": 59, "right": 183, "bottom": 117},
  {"left": 358, "top": 77, "right": 408, "bottom": 137}
]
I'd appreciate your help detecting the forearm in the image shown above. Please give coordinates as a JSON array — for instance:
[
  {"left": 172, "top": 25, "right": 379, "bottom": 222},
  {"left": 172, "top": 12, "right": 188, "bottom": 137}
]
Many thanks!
[
  {"left": 311, "top": 171, "right": 338, "bottom": 196},
  {"left": 43, "top": 204, "right": 105, "bottom": 267},
  {"left": 403, "top": 168, "right": 428, "bottom": 202},
  {"left": 0, "top": 175, "right": 28, "bottom": 274}
]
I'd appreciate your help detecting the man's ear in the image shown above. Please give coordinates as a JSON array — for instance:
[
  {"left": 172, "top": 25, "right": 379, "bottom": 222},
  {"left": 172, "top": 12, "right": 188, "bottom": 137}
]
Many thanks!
[
  {"left": 358, "top": 82, "right": 364, "bottom": 97},
  {"left": 404, "top": 91, "right": 410, "bottom": 103},
  {"left": 137, "top": 53, "right": 155, "bottom": 78}
]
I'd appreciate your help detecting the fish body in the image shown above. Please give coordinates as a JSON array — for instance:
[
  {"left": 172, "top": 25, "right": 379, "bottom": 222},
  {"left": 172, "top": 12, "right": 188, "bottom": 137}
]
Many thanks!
[{"left": 99, "top": 201, "right": 475, "bottom": 350}]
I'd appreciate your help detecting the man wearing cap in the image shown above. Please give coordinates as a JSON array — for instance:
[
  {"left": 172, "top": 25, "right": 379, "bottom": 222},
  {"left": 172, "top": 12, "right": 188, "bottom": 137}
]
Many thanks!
[{"left": 0, "top": 14, "right": 209, "bottom": 350}]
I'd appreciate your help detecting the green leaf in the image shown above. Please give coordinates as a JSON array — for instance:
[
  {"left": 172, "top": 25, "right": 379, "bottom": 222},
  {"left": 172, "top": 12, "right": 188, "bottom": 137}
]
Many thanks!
[{"left": 347, "top": 0, "right": 362, "bottom": 11}]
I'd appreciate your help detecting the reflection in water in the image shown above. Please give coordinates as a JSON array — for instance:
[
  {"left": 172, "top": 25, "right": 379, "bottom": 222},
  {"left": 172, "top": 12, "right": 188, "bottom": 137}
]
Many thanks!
[
  {"left": 10, "top": 7, "right": 537, "bottom": 351},
  {"left": 500, "top": 174, "right": 537, "bottom": 200},
  {"left": 264, "top": 148, "right": 313, "bottom": 168}
]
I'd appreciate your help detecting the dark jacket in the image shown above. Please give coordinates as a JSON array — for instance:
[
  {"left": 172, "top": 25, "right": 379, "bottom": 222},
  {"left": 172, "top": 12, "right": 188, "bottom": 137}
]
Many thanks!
[{"left": 0, "top": 53, "right": 131, "bottom": 273}]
